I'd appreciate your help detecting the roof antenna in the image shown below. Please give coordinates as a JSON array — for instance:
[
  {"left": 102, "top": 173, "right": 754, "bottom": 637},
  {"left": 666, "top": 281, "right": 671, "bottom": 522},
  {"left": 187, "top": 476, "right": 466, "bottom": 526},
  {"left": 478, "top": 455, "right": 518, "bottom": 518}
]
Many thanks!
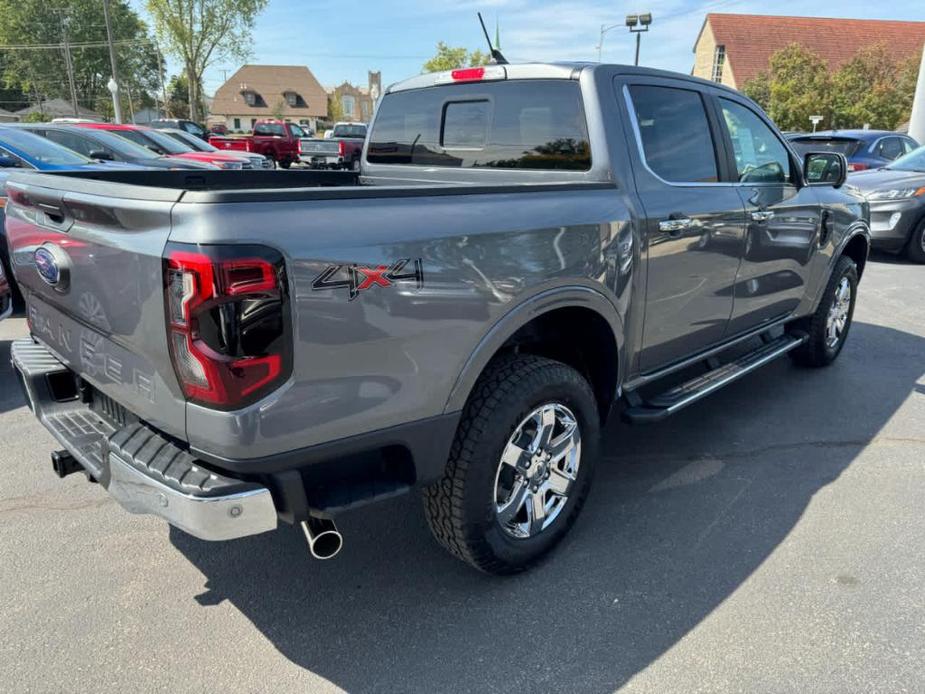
[{"left": 478, "top": 12, "right": 508, "bottom": 64}]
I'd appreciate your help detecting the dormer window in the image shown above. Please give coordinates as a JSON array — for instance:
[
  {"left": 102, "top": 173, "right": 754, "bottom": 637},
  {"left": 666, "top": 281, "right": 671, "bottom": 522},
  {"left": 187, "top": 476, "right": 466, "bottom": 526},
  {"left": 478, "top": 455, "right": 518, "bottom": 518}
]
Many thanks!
[{"left": 243, "top": 90, "right": 257, "bottom": 107}]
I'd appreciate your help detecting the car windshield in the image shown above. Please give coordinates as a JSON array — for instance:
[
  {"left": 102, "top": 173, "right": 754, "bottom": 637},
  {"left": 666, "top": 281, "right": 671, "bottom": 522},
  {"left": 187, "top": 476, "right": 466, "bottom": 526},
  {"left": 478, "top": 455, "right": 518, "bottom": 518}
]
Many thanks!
[
  {"left": 0, "top": 128, "right": 92, "bottom": 166},
  {"left": 73, "top": 128, "right": 162, "bottom": 160},
  {"left": 885, "top": 146, "right": 925, "bottom": 172},
  {"left": 138, "top": 128, "right": 192, "bottom": 154},
  {"left": 170, "top": 129, "right": 216, "bottom": 152},
  {"left": 333, "top": 124, "right": 367, "bottom": 138},
  {"left": 789, "top": 137, "right": 861, "bottom": 157}
]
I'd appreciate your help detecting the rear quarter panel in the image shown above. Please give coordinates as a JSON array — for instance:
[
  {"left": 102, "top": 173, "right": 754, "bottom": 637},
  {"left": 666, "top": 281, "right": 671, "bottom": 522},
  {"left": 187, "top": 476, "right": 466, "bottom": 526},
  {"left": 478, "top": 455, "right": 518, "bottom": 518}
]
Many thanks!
[{"left": 168, "top": 187, "right": 638, "bottom": 460}]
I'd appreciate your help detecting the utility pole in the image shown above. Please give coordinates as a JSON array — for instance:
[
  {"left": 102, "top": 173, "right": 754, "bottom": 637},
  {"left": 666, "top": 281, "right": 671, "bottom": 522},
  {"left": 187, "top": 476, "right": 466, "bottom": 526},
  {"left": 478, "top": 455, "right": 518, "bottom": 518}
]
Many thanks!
[
  {"left": 102, "top": 0, "right": 123, "bottom": 123},
  {"left": 55, "top": 9, "right": 80, "bottom": 117}
]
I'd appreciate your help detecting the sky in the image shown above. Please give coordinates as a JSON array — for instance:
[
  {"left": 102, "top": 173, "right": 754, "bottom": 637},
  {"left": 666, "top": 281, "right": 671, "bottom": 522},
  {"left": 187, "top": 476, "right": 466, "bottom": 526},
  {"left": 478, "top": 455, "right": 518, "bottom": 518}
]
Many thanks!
[{"left": 134, "top": 0, "right": 925, "bottom": 97}]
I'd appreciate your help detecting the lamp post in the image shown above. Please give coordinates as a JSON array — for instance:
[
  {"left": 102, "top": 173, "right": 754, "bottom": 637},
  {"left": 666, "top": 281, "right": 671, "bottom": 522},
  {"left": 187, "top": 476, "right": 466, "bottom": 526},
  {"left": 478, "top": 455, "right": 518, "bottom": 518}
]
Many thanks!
[{"left": 626, "top": 13, "right": 652, "bottom": 67}]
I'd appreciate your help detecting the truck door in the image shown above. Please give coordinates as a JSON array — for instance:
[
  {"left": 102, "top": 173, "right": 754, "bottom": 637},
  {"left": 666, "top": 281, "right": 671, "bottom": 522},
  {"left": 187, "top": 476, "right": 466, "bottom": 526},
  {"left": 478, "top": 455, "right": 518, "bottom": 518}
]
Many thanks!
[
  {"left": 714, "top": 96, "right": 822, "bottom": 334},
  {"left": 620, "top": 80, "right": 746, "bottom": 371}
]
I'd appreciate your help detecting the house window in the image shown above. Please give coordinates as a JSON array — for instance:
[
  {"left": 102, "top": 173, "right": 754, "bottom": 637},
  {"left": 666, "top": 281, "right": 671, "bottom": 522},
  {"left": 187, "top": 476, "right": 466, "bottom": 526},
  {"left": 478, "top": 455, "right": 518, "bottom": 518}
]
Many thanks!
[
  {"left": 233, "top": 117, "right": 240, "bottom": 130},
  {"left": 244, "top": 91, "right": 256, "bottom": 106},
  {"left": 251, "top": 118, "right": 257, "bottom": 128},
  {"left": 285, "top": 92, "right": 298, "bottom": 107},
  {"left": 342, "top": 94, "right": 356, "bottom": 117},
  {"left": 711, "top": 45, "right": 725, "bottom": 83}
]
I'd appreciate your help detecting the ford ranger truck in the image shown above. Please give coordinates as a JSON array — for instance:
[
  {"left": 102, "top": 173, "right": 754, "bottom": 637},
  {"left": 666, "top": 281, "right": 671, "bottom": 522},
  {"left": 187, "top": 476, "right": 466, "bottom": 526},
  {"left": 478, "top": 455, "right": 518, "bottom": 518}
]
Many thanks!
[{"left": 7, "top": 63, "right": 869, "bottom": 574}]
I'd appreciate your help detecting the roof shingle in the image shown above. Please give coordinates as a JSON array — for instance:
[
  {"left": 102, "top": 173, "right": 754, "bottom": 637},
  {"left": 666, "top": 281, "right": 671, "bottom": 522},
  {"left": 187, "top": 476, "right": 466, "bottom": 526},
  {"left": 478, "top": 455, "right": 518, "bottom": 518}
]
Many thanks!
[
  {"left": 210, "top": 65, "right": 328, "bottom": 118},
  {"left": 701, "top": 14, "right": 925, "bottom": 87}
]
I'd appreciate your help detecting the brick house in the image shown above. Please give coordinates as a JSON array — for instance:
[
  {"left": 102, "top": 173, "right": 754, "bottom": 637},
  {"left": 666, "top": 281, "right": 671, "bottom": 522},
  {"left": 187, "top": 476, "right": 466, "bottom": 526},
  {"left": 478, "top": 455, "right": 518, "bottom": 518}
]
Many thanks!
[
  {"left": 329, "top": 71, "right": 382, "bottom": 123},
  {"left": 210, "top": 65, "right": 328, "bottom": 132},
  {"left": 693, "top": 14, "right": 925, "bottom": 90}
]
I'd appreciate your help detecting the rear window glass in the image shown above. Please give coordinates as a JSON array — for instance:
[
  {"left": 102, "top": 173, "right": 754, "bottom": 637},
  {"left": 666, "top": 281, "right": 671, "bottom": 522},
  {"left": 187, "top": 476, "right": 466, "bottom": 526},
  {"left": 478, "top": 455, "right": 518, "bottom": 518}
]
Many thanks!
[
  {"left": 254, "top": 123, "right": 285, "bottom": 136},
  {"left": 367, "top": 80, "right": 591, "bottom": 170},
  {"left": 789, "top": 137, "right": 860, "bottom": 157},
  {"left": 332, "top": 124, "right": 367, "bottom": 138}
]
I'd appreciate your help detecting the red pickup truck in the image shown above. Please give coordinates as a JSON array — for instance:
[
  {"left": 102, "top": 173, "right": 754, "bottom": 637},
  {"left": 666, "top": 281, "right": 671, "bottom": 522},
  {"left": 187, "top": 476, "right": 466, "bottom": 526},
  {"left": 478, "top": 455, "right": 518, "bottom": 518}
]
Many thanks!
[{"left": 209, "top": 119, "right": 306, "bottom": 168}]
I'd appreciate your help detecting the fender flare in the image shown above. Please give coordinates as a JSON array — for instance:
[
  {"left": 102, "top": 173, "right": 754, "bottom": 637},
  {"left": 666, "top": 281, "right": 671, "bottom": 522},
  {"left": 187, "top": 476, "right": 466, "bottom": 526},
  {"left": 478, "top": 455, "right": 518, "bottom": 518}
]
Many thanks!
[
  {"left": 442, "top": 285, "right": 625, "bottom": 414},
  {"left": 810, "top": 222, "right": 871, "bottom": 312}
]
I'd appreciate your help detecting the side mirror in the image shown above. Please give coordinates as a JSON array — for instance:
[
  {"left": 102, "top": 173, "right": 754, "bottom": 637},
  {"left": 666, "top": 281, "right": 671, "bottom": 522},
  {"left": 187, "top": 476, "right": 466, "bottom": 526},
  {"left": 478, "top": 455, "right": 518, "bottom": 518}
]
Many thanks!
[
  {"left": 803, "top": 152, "right": 847, "bottom": 188},
  {"left": 89, "top": 150, "right": 114, "bottom": 161},
  {"left": 0, "top": 155, "right": 20, "bottom": 168}
]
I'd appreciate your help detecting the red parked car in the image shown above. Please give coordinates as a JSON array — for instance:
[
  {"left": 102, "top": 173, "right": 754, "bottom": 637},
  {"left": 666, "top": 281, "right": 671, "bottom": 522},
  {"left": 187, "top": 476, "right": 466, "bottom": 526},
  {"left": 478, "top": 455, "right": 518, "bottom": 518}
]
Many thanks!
[
  {"left": 75, "top": 123, "right": 249, "bottom": 169},
  {"left": 209, "top": 119, "right": 306, "bottom": 168}
]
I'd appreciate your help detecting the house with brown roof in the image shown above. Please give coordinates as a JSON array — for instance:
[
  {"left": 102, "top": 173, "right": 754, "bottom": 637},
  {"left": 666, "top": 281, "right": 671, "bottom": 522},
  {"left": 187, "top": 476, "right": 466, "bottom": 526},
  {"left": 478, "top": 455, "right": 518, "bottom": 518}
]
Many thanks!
[
  {"left": 210, "top": 65, "right": 328, "bottom": 132},
  {"left": 693, "top": 14, "right": 925, "bottom": 90}
]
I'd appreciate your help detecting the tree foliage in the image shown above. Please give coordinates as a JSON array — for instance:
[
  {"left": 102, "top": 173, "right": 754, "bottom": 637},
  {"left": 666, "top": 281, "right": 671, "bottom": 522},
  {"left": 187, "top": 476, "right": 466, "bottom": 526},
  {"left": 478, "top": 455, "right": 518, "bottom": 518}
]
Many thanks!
[
  {"left": 327, "top": 94, "right": 344, "bottom": 123},
  {"left": 422, "top": 42, "right": 491, "bottom": 73},
  {"left": 0, "top": 0, "right": 158, "bottom": 116},
  {"left": 743, "top": 42, "right": 920, "bottom": 131},
  {"left": 146, "top": 0, "right": 268, "bottom": 121}
]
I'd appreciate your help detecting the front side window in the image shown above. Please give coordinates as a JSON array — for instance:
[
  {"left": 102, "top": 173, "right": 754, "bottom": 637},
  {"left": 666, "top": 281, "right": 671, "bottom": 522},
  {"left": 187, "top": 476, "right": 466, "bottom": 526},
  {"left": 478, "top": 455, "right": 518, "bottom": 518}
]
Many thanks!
[
  {"left": 628, "top": 85, "right": 718, "bottom": 183},
  {"left": 720, "top": 98, "right": 791, "bottom": 183},
  {"left": 368, "top": 80, "right": 590, "bottom": 170},
  {"left": 877, "top": 137, "right": 903, "bottom": 160}
]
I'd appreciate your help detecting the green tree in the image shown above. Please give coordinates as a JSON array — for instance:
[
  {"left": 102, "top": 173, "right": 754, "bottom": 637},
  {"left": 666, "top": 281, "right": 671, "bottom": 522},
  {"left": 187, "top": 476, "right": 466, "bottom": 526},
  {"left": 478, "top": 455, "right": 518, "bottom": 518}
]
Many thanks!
[
  {"left": 0, "top": 0, "right": 158, "bottom": 117},
  {"left": 146, "top": 0, "right": 268, "bottom": 121},
  {"left": 422, "top": 42, "right": 491, "bottom": 73},
  {"left": 327, "top": 94, "right": 344, "bottom": 123},
  {"left": 831, "top": 44, "right": 911, "bottom": 129},
  {"left": 166, "top": 73, "right": 203, "bottom": 118}
]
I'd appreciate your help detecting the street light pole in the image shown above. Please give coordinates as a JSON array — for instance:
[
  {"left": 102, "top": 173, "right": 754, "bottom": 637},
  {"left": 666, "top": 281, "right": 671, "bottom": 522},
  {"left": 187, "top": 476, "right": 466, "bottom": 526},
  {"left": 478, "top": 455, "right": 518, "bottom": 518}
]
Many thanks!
[
  {"left": 626, "top": 13, "right": 653, "bottom": 67},
  {"left": 596, "top": 22, "right": 624, "bottom": 62},
  {"left": 102, "top": 0, "right": 123, "bottom": 123}
]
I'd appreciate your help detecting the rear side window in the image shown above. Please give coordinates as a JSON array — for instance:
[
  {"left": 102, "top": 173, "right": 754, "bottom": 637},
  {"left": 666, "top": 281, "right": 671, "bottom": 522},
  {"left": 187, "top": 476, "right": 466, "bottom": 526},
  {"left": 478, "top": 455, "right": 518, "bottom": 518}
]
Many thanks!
[
  {"left": 876, "top": 137, "right": 903, "bottom": 160},
  {"left": 628, "top": 85, "right": 718, "bottom": 183},
  {"left": 367, "top": 80, "right": 591, "bottom": 170}
]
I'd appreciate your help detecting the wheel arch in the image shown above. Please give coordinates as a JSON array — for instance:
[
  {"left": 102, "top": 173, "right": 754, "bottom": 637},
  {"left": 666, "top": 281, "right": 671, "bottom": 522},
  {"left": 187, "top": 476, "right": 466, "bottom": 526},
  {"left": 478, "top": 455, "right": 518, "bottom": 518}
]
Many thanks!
[{"left": 443, "top": 286, "right": 625, "bottom": 423}]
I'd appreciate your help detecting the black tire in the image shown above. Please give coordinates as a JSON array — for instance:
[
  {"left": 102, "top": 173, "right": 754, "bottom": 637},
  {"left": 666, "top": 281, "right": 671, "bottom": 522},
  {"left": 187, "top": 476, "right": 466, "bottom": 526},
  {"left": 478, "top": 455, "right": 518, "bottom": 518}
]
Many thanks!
[
  {"left": 423, "top": 354, "right": 599, "bottom": 574},
  {"left": 906, "top": 219, "right": 925, "bottom": 264},
  {"left": 350, "top": 157, "right": 360, "bottom": 172},
  {"left": 278, "top": 158, "right": 292, "bottom": 169},
  {"left": 788, "top": 254, "right": 858, "bottom": 367}
]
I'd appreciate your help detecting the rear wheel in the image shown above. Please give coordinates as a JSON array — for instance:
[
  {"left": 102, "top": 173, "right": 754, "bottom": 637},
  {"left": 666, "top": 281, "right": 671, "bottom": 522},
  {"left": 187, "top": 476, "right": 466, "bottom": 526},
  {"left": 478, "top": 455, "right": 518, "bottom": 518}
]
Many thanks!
[
  {"left": 906, "top": 219, "right": 925, "bottom": 264},
  {"left": 278, "top": 158, "right": 292, "bottom": 169},
  {"left": 423, "top": 355, "right": 599, "bottom": 574},
  {"left": 788, "top": 254, "right": 858, "bottom": 367}
]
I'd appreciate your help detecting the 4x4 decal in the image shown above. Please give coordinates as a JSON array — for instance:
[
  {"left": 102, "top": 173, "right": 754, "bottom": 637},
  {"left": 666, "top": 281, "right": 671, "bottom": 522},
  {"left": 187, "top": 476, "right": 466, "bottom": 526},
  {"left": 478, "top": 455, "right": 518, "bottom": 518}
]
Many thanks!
[{"left": 311, "top": 258, "right": 424, "bottom": 301}]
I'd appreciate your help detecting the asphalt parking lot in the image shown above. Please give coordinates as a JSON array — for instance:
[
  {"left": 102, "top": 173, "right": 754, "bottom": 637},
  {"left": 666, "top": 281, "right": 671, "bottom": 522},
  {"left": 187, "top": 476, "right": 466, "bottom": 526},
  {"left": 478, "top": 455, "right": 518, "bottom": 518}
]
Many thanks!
[{"left": 1, "top": 253, "right": 923, "bottom": 693}]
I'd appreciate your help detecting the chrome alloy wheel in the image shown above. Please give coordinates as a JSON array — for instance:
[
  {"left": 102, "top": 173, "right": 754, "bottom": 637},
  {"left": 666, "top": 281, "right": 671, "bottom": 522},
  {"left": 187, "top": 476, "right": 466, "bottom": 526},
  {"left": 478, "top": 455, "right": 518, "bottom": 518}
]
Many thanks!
[
  {"left": 493, "top": 403, "right": 582, "bottom": 539},
  {"left": 825, "top": 276, "right": 852, "bottom": 349}
]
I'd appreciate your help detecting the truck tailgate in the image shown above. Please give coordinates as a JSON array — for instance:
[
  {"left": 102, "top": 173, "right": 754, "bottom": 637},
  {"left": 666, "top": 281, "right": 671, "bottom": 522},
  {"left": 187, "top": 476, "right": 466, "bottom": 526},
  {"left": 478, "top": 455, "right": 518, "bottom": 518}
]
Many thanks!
[{"left": 4, "top": 176, "right": 188, "bottom": 439}]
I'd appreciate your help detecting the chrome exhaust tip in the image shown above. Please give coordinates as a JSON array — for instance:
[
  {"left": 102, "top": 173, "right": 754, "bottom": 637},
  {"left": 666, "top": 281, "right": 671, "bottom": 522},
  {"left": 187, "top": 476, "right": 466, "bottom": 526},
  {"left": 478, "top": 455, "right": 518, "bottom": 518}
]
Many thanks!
[{"left": 300, "top": 516, "right": 343, "bottom": 560}]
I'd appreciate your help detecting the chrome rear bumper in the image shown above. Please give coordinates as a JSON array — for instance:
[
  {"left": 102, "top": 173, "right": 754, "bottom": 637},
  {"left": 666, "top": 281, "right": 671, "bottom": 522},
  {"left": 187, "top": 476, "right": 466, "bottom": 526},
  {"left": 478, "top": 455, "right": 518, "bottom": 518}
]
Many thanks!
[{"left": 11, "top": 338, "right": 277, "bottom": 541}]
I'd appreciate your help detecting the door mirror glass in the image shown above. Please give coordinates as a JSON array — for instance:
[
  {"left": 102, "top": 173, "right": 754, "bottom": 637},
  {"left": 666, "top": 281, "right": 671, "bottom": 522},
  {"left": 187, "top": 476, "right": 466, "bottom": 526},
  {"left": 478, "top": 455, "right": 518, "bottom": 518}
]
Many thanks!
[
  {"left": 89, "top": 149, "right": 114, "bottom": 161},
  {"left": 803, "top": 152, "right": 846, "bottom": 187},
  {"left": 0, "top": 155, "right": 20, "bottom": 168}
]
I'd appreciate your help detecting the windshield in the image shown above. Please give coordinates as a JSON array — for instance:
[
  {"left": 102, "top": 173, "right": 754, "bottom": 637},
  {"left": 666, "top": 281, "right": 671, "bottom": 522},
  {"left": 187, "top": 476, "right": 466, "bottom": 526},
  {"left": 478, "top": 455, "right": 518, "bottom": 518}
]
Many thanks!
[
  {"left": 789, "top": 137, "right": 861, "bottom": 157},
  {"left": 887, "top": 146, "right": 925, "bottom": 172},
  {"left": 0, "top": 128, "right": 92, "bottom": 166},
  {"left": 169, "top": 129, "right": 216, "bottom": 152},
  {"left": 138, "top": 128, "right": 192, "bottom": 154},
  {"left": 333, "top": 124, "right": 367, "bottom": 139},
  {"left": 73, "top": 128, "right": 162, "bottom": 160}
]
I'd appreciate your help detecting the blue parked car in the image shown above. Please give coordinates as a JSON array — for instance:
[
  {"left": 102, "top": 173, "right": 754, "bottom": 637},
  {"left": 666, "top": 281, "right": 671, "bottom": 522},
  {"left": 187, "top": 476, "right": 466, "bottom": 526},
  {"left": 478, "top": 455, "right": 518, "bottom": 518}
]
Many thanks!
[
  {"left": 0, "top": 127, "right": 144, "bottom": 310},
  {"left": 788, "top": 130, "right": 919, "bottom": 172}
]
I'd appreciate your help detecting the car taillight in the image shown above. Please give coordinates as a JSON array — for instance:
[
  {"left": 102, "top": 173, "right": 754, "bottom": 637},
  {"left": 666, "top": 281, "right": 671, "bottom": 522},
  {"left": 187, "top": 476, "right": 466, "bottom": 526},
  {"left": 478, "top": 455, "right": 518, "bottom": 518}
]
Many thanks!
[
  {"left": 338, "top": 140, "right": 346, "bottom": 157},
  {"left": 164, "top": 243, "right": 290, "bottom": 410},
  {"left": 848, "top": 163, "right": 868, "bottom": 172}
]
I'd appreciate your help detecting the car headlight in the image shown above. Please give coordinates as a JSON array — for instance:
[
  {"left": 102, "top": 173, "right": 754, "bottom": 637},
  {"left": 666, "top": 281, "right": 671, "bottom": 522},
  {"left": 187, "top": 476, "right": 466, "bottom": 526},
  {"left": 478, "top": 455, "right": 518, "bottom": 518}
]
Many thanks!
[
  {"left": 867, "top": 186, "right": 925, "bottom": 201},
  {"left": 219, "top": 161, "right": 243, "bottom": 170}
]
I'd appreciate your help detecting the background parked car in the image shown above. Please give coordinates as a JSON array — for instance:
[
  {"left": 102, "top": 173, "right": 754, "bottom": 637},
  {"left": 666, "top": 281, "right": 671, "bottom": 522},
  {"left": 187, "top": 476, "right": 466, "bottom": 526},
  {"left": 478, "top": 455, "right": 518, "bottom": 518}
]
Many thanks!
[
  {"left": 11, "top": 124, "right": 218, "bottom": 170},
  {"left": 788, "top": 130, "right": 919, "bottom": 172},
  {"left": 208, "top": 119, "right": 305, "bottom": 168},
  {"left": 0, "top": 127, "right": 148, "bottom": 309},
  {"left": 848, "top": 145, "right": 925, "bottom": 262},
  {"left": 153, "top": 127, "right": 272, "bottom": 169},
  {"left": 149, "top": 118, "right": 208, "bottom": 140},
  {"left": 75, "top": 123, "right": 251, "bottom": 169},
  {"left": 0, "top": 246, "right": 11, "bottom": 320},
  {"left": 302, "top": 122, "right": 366, "bottom": 170}
]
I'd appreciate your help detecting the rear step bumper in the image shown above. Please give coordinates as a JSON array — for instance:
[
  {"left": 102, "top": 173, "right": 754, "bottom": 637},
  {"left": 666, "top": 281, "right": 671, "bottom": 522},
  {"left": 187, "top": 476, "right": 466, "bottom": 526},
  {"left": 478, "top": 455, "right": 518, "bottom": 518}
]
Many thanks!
[
  {"left": 623, "top": 333, "right": 807, "bottom": 423},
  {"left": 11, "top": 338, "right": 277, "bottom": 541}
]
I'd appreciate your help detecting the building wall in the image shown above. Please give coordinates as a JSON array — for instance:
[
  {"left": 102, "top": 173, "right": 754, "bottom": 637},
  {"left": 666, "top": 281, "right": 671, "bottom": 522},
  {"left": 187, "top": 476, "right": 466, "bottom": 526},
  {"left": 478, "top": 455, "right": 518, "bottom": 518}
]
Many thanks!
[
  {"left": 331, "top": 82, "right": 373, "bottom": 123},
  {"left": 692, "top": 21, "right": 738, "bottom": 89}
]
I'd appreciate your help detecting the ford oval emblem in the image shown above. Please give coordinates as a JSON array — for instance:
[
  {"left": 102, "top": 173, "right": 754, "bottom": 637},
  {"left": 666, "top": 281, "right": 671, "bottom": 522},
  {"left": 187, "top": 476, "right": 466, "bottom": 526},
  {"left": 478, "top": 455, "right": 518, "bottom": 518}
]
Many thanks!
[{"left": 34, "top": 244, "right": 70, "bottom": 292}]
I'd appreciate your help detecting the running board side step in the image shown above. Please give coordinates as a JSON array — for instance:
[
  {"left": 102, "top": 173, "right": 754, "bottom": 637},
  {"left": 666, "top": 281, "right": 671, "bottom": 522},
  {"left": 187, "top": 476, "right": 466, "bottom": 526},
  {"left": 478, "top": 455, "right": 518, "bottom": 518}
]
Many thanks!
[{"left": 622, "top": 334, "right": 806, "bottom": 423}]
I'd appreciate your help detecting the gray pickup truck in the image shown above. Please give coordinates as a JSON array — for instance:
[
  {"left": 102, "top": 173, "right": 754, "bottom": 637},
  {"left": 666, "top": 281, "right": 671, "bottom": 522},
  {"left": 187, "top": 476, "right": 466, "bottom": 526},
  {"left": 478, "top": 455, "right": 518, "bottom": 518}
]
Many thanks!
[{"left": 7, "top": 63, "right": 869, "bottom": 574}]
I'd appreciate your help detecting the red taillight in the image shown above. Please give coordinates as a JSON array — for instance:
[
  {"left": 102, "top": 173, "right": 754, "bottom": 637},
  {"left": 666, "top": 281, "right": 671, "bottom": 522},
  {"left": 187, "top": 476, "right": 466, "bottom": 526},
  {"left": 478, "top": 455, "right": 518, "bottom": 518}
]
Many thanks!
[
  {"left": 848, "top": 163, "right": 868, "bottom": 172},
  {"left": 338, "top": 140, "right": 346, "bottom": 157},
  {"left": 164, "top": 244, "right": 290, "bottom": 410},
  {"left": 450, "top": 67, "right": 486, "bottom": 82}
]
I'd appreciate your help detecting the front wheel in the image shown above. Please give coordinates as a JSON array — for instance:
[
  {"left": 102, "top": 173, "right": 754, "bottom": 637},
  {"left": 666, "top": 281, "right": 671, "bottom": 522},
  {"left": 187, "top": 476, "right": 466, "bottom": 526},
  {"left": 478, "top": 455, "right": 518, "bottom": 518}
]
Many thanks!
[
  {"left": 788, "top": 254, "right": 858, "bottom": 367},
  {"left": 423, "top": 355, "right": 599, "bottom": 574},
  {"left": 906, "top": 219, "right": 925, "bottom": 264}
]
